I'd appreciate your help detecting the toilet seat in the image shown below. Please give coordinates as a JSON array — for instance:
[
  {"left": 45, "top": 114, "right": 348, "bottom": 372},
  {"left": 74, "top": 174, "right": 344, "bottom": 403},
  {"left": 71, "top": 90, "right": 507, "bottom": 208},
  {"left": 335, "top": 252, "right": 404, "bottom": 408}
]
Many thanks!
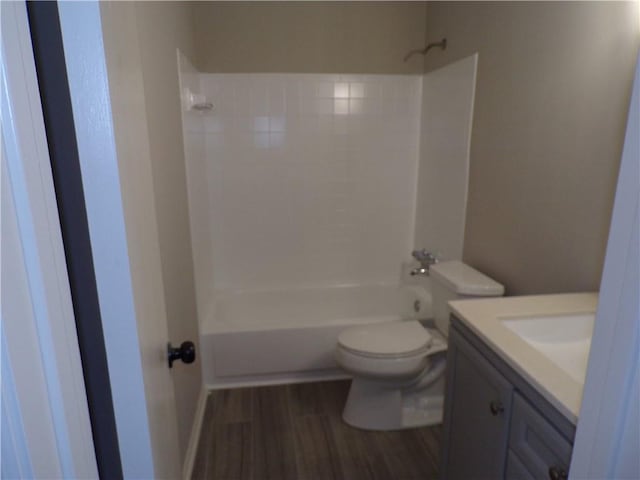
[{"left": 337, "top": 321, "right": 433, "bottom": 359}]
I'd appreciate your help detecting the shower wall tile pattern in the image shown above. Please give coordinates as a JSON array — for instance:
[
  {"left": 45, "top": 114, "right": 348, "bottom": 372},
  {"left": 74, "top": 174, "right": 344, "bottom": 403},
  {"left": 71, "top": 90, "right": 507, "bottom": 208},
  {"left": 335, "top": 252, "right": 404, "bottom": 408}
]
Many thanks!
[{"left": 196, "top": 73, "right": 422, "bottom": 290}]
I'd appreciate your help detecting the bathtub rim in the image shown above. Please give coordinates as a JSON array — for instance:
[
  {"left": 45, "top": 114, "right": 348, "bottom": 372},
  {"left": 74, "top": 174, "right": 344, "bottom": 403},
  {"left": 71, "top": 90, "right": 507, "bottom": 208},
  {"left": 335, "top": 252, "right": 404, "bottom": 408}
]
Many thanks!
[{"left": 199, "top": 282, "right": 433, "bottom": 335}]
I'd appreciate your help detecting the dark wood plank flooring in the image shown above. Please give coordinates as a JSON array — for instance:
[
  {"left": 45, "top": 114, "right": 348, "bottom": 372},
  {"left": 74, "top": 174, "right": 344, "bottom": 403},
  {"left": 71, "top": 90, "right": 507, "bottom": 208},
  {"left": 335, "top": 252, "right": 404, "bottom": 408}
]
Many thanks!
[{"left": 192, "top": 380, "right": 442, "bottom": 480}]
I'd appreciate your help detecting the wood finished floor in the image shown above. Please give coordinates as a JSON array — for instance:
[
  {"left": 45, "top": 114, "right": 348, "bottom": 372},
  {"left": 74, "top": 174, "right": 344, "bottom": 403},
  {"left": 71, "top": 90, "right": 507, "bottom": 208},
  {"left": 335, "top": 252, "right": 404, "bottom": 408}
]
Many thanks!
[{"left": 191, "top": 380, "right": 442, "bottom": 480}]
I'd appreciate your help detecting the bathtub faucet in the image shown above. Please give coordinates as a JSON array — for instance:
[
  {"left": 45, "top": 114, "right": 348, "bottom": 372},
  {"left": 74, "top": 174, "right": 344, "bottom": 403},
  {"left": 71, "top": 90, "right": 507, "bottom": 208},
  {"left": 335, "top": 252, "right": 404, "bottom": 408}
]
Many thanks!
[{"left": 410, "top": 249, "right": 439, "bottom": 276}]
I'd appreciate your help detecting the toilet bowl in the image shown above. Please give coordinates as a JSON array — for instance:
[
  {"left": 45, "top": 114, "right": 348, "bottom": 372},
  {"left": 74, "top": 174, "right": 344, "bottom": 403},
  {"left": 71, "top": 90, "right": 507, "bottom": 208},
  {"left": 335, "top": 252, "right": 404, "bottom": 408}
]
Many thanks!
[
  {"left": 336, "top": 321, "right": 448, "bottom": 430},
  {"left": 335, "top": 260, "right": 504, "bottom": 431}
]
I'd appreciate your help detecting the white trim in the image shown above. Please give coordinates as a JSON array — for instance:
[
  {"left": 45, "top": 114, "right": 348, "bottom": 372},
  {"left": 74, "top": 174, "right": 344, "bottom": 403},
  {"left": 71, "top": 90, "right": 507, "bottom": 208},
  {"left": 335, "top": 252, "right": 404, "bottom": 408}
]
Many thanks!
[
  {"left": 0, "top": 2, "right": 97, "bottom": 477},
  {"left": 207, "top": 370, "right": 350, "bottom": 391},
  {"left": 59, "top": 2, "right": 186, "bottom": 477},
  {"left": 182, "top": 387, "right": 208, "bottom": 480},
  {"left": 57, "top": 2, "right": 156, "bottom": 477},
  {"left": 570, "top": 53, "right": 640, "bottom": 479},
  {"left": 1, "top": 325, "right": 34, "bottom": 478}
]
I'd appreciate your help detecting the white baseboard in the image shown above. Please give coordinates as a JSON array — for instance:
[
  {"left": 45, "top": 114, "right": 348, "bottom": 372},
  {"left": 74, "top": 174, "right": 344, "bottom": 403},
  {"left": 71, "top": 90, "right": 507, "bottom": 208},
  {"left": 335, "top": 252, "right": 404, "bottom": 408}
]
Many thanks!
[
  {"left": 207, "top": 368, "right": 350, "bottom": 390},
  {"left": 182, "top": 387, "right": 208, "bottom": 480}
]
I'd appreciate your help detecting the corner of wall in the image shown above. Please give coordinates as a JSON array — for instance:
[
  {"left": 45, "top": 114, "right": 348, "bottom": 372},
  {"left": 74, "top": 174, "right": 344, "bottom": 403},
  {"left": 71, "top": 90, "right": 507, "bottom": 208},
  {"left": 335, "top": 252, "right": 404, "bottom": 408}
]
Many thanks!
[{"left": 422, "top": 1, "right": 430, "bottom": 74}]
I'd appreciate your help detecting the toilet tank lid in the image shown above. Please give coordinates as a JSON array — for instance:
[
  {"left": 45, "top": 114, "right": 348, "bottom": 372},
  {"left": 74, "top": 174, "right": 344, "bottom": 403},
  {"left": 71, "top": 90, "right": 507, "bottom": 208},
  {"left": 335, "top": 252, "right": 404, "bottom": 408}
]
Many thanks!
[{"left": 430, "top": 261, "right": 504, "bottom": 296}]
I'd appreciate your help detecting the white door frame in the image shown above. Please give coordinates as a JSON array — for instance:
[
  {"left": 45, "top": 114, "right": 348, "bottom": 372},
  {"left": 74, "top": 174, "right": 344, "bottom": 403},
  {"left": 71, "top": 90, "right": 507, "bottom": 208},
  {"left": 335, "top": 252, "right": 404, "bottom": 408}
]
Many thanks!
[
  {"left": 57, "top": 1, "right": 181, "bottom": 477},
  {"left": 54, "top": 1, "right": 157, "bottom": 477},
  {"left": 0, "top": 2, "right": 97, "bottom": 477}
]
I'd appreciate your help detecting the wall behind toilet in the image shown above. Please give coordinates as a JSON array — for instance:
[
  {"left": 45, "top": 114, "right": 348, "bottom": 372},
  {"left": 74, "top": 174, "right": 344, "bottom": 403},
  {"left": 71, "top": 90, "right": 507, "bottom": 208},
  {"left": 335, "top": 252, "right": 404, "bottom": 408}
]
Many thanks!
[{"left": 424, "top": 1, "right": 640, "bottom": 295}]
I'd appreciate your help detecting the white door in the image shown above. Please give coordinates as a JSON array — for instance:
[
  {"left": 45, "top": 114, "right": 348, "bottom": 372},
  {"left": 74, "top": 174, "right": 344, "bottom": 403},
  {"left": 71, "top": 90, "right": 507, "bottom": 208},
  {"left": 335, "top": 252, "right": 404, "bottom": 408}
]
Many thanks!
[
  {"left": 0, "top": 2, "right": 98, "bottom": 477},
  {"left": 57, "top": 2, "right": 183, "bottom": 478},
  {"left": 570, "top": 53, "right": 640, "bottom": 479}
]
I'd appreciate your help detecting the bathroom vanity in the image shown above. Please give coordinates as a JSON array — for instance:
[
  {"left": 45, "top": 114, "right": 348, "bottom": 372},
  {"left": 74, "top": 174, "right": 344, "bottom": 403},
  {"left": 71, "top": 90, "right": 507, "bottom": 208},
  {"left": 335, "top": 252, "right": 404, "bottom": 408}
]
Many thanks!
[{"left": 440, "top": 293, "right": 598, "bottom": 480}]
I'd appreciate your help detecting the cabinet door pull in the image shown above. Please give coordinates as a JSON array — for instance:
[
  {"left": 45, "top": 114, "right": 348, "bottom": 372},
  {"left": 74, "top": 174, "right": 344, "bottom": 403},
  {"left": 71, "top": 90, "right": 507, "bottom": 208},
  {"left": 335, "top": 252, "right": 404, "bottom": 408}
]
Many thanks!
[
  {"left": 548, "top": 466, "right": 568, "bottom": 480},
  {"left": 489, "top": 400, "right": 504, "bottom": 415}
]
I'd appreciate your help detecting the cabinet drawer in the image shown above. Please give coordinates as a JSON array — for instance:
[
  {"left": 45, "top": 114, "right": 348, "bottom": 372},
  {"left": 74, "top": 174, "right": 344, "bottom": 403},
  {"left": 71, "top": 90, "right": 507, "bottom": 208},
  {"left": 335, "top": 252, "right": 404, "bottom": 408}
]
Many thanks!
[{"left": 509, "top": 393, "right": 572, "bottom": 479}]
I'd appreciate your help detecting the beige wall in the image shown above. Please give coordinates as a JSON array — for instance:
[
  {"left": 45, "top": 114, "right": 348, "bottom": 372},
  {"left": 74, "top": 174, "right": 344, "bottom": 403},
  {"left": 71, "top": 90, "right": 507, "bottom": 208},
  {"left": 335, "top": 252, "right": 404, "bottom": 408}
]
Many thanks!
[
  {"left": 192, "top": 1, "right": 427, "bottom": 73},
  {"left": 424, "top": 1, "right": 639, "bottom": 295},
  {"left": 133, "top": 1, "right": 202, "bottom": 463}
]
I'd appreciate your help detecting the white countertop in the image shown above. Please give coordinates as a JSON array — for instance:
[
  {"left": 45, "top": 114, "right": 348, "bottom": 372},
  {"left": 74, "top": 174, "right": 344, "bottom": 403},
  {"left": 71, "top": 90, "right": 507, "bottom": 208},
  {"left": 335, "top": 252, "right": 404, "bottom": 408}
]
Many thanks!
[{"left": 449, "top": 292, "right": 598, "bottom": 425}]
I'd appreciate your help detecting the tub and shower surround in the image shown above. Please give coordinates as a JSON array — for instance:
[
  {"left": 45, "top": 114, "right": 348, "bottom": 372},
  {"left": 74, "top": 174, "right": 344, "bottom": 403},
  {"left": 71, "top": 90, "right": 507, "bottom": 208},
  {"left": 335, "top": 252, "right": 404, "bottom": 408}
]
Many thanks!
[
  {"left": 179, "top": 63, "right": 426, "bottom": 383},
  {"left": 189, "top": 72, "right": 423, "bottom": 298}
]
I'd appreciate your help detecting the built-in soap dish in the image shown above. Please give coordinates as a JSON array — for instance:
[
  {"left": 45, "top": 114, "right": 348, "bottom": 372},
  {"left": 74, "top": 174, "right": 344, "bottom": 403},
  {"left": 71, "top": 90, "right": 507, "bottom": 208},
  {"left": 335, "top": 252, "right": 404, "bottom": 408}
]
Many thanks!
[{"left": 183, "top": 87, "right": 213, "bottom": 112}]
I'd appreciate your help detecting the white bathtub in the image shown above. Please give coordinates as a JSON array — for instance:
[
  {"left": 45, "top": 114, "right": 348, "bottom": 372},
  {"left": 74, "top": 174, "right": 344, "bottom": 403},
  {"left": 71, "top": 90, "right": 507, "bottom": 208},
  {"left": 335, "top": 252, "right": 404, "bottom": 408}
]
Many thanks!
[{"left": 200, "top": 283, "right": 432, "bottom": 387}]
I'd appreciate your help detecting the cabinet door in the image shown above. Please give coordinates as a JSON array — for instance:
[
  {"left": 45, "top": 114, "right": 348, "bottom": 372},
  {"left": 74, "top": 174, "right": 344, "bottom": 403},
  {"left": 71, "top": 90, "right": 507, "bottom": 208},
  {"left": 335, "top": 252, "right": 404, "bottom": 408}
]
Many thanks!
[{"left": 442, "top": 326, "right": 514, "bottom": 480}]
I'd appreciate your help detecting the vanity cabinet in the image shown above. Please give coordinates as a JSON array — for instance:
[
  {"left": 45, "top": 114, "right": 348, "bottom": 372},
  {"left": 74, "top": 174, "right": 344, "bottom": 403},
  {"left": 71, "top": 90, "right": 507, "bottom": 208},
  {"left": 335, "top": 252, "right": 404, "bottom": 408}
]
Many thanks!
[{"left": 441, "top": 317, "right": 575, "bottom": 480}]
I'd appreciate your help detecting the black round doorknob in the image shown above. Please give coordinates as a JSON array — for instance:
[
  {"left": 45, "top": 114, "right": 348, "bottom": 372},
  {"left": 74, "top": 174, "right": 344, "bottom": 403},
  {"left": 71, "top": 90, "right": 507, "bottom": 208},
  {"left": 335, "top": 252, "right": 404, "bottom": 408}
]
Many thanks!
[{"left": 168, "top": 340, "right": 196, "bottom": 368}]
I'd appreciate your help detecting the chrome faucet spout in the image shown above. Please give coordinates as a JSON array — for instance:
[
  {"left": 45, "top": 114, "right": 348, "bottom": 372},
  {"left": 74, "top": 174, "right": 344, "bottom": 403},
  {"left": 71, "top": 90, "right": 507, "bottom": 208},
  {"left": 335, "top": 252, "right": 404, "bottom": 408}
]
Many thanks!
[
  {"left": 410, "top": 249, "right": 440, "bottom": 275},
  {"left": 410, "top": 266, "right": 429, "bottom": 276}
]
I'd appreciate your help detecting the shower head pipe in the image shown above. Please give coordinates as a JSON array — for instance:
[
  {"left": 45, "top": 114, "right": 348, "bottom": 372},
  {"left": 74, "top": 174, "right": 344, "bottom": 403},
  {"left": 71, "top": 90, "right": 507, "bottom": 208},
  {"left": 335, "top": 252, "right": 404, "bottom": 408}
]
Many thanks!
[{"left": 403, "top": 38, "right": 447, "bottom": 62}]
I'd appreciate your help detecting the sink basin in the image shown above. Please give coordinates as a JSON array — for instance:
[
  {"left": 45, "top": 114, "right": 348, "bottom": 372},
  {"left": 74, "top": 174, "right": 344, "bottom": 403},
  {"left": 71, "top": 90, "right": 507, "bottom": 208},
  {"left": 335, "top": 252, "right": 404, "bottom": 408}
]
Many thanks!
[{"left": 500, "top": 313, "right": 595, "bottom": 383}]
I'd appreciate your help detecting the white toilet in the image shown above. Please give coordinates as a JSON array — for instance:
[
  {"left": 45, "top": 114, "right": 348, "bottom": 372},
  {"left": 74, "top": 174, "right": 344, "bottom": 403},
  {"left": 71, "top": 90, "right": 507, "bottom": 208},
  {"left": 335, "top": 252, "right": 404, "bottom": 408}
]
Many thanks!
[{"left": 335, "top": 260, "right": 504, "bottom": 431}]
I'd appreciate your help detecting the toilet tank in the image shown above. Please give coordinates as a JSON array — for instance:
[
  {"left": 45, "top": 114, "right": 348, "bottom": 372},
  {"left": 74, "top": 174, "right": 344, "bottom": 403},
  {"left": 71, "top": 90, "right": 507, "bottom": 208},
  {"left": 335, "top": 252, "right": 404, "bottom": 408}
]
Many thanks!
[{"left": 430, "top": 261, "right": 504, "bottom": 336}]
